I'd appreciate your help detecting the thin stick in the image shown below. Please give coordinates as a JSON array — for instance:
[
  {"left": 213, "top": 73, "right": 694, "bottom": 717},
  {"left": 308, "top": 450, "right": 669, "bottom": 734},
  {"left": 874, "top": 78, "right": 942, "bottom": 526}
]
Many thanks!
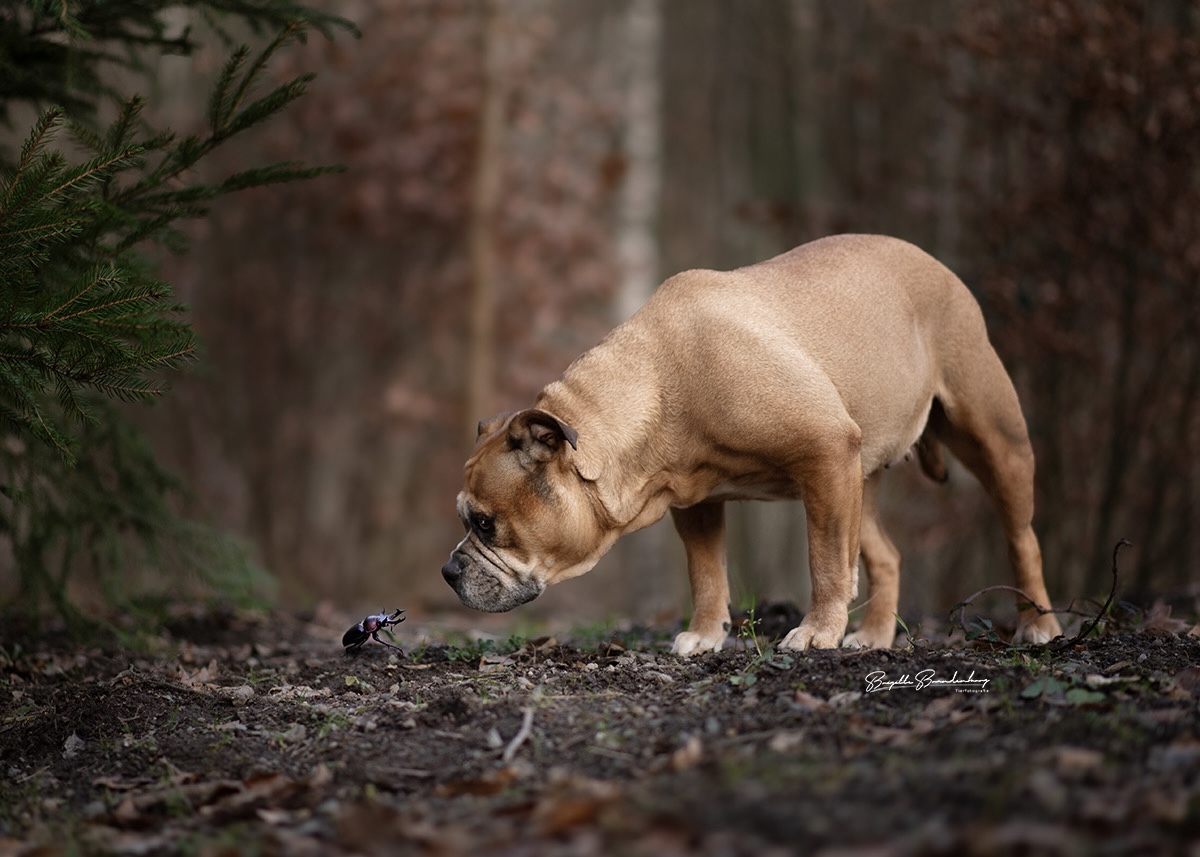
[
  {"left": 951, "top": 539, "right": 1131, "bottom": 647},
  {"left": 951, "top": 584, "right": 1058, "bottom": 639},
  {"left": 502, "top": 707, "right": 535, "bottom": 763},
  {"left": 1058, "top": 538, "right": 1130, "bottom": 648}
]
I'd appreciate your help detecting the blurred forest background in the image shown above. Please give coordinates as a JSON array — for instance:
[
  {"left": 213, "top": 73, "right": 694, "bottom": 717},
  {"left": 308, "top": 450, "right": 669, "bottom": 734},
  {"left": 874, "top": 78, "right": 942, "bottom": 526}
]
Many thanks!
[{"left": 4, "top": 0, "right": 1197, "bottom": 631}]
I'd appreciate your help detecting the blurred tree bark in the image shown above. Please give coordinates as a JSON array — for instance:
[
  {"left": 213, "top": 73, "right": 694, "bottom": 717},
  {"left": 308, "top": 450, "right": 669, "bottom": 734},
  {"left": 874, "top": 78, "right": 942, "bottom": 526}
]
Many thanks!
[
  {"left": 615, "top": 0, "right": 662, "bottom": 324},
  {"left": 943, "top": 0, "right": 1200, "bottom": 601},
  {"left": 611, "top": 0, "right": 673, "bottom": 614},
  {"left": 466, "top": 0, "right": 508, "bottom": 439}
]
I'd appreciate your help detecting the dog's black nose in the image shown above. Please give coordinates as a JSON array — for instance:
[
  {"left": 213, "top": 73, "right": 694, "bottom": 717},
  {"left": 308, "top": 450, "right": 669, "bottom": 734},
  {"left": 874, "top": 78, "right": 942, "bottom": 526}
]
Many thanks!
[{"left": 441, "top": 555, "right": 463, "bottom": 586}]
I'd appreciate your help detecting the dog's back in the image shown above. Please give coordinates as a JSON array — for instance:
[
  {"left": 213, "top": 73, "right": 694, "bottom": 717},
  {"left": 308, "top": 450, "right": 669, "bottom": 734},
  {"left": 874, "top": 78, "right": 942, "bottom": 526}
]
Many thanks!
[{"left": 627, "top": 233, "right": 983, "bottom": 475}]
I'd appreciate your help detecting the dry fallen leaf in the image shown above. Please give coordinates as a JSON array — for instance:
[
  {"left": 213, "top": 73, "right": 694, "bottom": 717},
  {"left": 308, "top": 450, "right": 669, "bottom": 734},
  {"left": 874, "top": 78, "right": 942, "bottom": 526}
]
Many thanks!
[
  {"left": 217, "top": 685, "right": 255, "bottom": 706},
  {"left": 434, "top": 766, "right": 519, "bottom": 797},
  {"left": 92, "top": 775, "right": 146, "bottom": 792},
  {"left": 1055, "top": 746, "right": 1104, "bottom": 774},
  {"left": 1172, "top": 666, "right": 1200, "bottom": 696},
  {"left": 921, "top": 695, "right": 966, "bottom": 719},
  {"left": 199, "top": 773, "right": 302, "bottom": 820},
  {"left": 62, "top": 732, "right": 84, "bottom": 760},
  {"left": 113, "top": 796, "right": 140, "bottom": 826},
  {"left": 279, "top": 723, "right": 307, "bottom": 744},
  {"left": 308, "top": 763, "right": 333, "bottom": 790},
  {"left": 848, "top": 720, "right": 923, "bottom": 748},
  {"left": 534, "top": 786, "right": 618, "bottom": 837},
  {"left": 178, "top": 658, "right": 220, "bottom": 689},
  {"left": 478, "top": 654, "right": 515, "bottom": 673},
  {"left": 793, "top": 690, "right": 829, "bottom": 712},
  {"left": 828, "top": 691, "right": 863, "bottom": 709},
  {"left": 1084, "top": 673, "right": 1135, "bottom": 688},
  {"left": 766, "top": 730, "right": 805, "bottom": 752},
  {"left": 669, "top": 734, "right": 703, "bottom": 771},
  {"left": 1138, "top": 601, "right": 1190, "bottom": 637},
  {"left": 268, "top": 684, "right": 332, "bottom": 700}
]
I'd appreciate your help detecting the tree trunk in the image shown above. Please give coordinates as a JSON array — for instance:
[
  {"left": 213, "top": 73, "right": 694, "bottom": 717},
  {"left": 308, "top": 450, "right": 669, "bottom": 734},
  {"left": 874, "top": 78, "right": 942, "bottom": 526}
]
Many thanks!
[
  {"left": 615, "top": 0, "right": 663, "bottom": 323},
  {"left": 613, "top": 0, "right": 671, "bottom": 615},
  {"left": 467, "top": 0, "right": 509, "bottom": 439}
]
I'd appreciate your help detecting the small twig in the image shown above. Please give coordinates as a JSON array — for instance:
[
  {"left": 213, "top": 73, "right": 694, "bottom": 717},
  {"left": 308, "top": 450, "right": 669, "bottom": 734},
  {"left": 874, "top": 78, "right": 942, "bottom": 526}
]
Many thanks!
[
  {"left": 1057, "top": 538, "right": 1130, "bottom": 649},
  {"left": 952, "top": 584, "right": 1058, "bottom": 639},
  {"left": 952, "top": 538, "right": 1132, "bottom": 649},
  {"left": 501, "top": 707, "right": 535, "bottom": 763},
  {"left": 847, "top": 591, "right": 876, "bottom": 616}
]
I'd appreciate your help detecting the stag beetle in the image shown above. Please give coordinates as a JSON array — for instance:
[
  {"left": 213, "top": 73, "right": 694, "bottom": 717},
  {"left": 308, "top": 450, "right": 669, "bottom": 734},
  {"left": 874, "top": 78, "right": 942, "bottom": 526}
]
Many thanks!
[{"left": 342, "top": 608, "right": 406, "bottom": 653}]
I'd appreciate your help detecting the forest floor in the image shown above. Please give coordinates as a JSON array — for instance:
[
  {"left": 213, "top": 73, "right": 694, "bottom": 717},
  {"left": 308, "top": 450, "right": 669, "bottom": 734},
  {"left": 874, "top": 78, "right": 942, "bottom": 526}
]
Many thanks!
[{"left": 2, "top": 600, "right": 1199, "bottom": 857}]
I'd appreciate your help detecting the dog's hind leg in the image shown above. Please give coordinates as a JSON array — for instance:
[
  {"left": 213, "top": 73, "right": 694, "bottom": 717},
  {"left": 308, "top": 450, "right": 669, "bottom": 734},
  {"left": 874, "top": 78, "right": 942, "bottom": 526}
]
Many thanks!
[
  {"left": 669, "top": 501, "right": 732, "bottom": 656},
  {"left": 932, "top": 360, "right": 1062, "bottom": 643},
  {"left": 842, "top": 473, "right": 899, "bottom": 649}
]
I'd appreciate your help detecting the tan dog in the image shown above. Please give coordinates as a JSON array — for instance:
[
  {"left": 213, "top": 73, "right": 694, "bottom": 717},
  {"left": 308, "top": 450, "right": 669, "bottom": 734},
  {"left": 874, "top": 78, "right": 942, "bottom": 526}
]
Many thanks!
[{"left": 441, "top": 234, "right": 1061, "bottom": 653}]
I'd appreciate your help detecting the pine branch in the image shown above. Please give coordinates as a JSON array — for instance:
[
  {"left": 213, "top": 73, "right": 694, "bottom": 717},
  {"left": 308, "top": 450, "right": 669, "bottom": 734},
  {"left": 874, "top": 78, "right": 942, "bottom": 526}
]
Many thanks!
[
  {"left": 208, "top": 45, "right": 252, "bottom": 131},
  {"left": 31, "top": 146, "right": 145, "bottom": 211},
  {"left": 223, "top": 21, "right": 306, "bottom": 131},
  {"left": 1, "top": 1, "right": 354, "bottom": 625},
  {"left": 4, "top": 109, "right": 64, "bottom": 208}
]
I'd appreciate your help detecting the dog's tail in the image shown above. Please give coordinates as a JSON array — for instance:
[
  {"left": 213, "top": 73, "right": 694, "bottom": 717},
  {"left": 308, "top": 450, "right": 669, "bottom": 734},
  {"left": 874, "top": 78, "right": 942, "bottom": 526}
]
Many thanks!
[{"left": 916, "top": 432, "right": 949, "bottom": 484}]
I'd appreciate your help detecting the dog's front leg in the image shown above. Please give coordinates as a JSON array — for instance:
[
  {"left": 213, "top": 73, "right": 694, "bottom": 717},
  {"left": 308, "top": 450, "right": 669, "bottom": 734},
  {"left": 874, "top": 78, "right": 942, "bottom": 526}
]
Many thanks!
[
  {"left": 669, "top": 502, "right": 731, "bottom": 656},
  {"left": 780, "top": 446, "right": 863, "bottom": 651}
]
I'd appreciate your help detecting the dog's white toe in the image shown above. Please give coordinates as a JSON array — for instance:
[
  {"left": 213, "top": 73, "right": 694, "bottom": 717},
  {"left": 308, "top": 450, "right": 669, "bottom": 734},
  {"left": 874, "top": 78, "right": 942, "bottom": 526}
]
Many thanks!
[
  {"left": 1013, "top": 613, "right": 1062, "bottom": 644},
  {"left": 842, "top": 628, "right": 895, "bottom": 649},
  {"left": 840, "top": 631, "right": 870, "bottom": 649},
  {"left": 779, "top": 620, "right": 843, "bottom": 651},
  {"left": 671, "top": 630, "right": 725, "bottom": 656}
]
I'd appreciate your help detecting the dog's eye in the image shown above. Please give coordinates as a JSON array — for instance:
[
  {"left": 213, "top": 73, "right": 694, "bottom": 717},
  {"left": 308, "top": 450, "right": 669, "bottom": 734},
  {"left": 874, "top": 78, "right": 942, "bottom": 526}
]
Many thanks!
[{"left": 472, "top": 513, "right": 495, "bottom": 537}]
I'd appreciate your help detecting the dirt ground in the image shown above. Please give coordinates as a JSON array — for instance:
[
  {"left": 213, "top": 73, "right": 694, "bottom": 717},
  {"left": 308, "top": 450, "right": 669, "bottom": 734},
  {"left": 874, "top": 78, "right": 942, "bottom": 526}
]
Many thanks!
[{"left": 2, "top": 601, "right": 1199, "bottom": 857}]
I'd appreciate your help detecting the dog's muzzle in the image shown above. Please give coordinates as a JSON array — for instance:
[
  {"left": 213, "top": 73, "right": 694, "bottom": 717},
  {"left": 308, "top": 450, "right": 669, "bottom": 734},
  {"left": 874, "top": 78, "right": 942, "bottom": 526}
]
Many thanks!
[{"left": 440, "top": 548, "right": 543, "bottom": 612}]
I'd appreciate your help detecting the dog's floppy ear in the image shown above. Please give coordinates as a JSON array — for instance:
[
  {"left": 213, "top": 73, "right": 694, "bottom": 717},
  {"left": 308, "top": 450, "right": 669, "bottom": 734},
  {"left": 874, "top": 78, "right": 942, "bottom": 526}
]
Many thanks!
[
  {"left": 476, "top": 411, "right": 514, "bottom": 444},
  {"left": 507, "top": 408, "right": 578, "bottom": 463}
]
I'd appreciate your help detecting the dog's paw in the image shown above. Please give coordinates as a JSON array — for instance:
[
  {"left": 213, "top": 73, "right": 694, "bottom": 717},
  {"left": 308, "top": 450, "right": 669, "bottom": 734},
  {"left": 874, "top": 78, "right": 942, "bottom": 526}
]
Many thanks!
[
  {"left": 1014, "top": 612, "right": 1062, "bottom": 645},
  {"left": 671, "top": 630, "right": 726, "bottom": 657},
  {"left": 779, "top": 612, "right": 847, "bottom": 651},
  {"left": 841, "top": 626, "right": 894, "bottom": 649}
]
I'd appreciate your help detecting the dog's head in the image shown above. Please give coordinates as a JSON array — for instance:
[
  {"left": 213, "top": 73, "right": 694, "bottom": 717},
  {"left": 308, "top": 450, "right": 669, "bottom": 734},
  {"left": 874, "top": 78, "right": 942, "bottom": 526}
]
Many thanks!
[{"left": 441, "top": 408, "right": 611, "bottom": 612}]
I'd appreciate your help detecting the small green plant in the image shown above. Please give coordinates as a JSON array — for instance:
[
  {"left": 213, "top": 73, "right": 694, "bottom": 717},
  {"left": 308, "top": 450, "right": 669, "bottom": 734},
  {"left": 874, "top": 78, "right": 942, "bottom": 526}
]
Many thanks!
[
  {"left": 964, "top": 616, "right": 1003, "bottom": 644},
  {"left": 736, "top": 605, "right": 765, "bottom": 659},
  {"left": 730, "top": 606, "right": 794, "bottom": 689},
  {"left": 317, "top": 712, "right": 351, "bottom": 739},
  {"left": 162, "top": 704, "right": 181, "bottom": 731},
  {"left": 1021, "top": 674, "right": 1108, "bottom": 706},
  {"left": 243, "top": 666, "right": 278, "bottom": 688},
  {"left": 443, "top": 634, "right": 524, "bottom": 663},
  {"left": 894, "top": 613, "right": 924, "bottom": 647},
  {"left": 728, "top": 671, "right": 757, "bottom": 688}
]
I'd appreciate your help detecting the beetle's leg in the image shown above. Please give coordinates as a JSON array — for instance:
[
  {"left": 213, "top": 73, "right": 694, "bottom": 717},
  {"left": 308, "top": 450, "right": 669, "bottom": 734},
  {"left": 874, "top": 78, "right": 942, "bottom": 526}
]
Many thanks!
[{"left": 371, "top": 630, "right": 403, "bottom": 652}]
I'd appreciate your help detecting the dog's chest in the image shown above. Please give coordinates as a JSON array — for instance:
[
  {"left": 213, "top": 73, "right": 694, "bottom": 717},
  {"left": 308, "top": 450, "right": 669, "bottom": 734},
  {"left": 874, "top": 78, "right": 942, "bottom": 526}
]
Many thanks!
[{"left": 704, "top": 472, "right": 803, "bottom": 503}]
